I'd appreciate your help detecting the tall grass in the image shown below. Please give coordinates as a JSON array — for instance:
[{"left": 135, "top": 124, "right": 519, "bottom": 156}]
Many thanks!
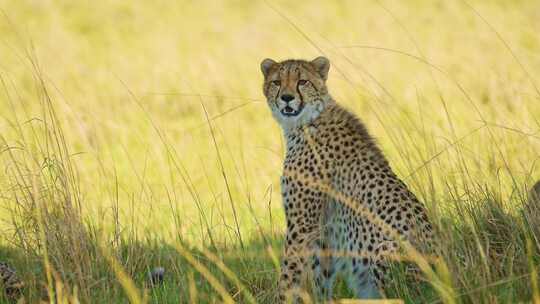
[{"left": 0, "top": 0, "right": 539, "bottom": 303}]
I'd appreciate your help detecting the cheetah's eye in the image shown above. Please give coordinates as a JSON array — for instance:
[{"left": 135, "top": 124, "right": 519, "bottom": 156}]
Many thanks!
[
  {"left": 271, "top": 80, "right": 281, "bottom": 86},
  {"left": 298, "top": 79, "right": 308, "bottom": 85}
]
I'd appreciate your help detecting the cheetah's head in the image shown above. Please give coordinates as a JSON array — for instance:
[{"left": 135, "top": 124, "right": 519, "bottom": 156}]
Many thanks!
[{"left": 261, "top": 57, "right": 332, "bottom": 131}]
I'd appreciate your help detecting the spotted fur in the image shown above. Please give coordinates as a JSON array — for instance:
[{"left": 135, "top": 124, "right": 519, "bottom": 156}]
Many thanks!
[
  {"left": 529, "top": 180, "right": 540, "bottom": 205},
  {"left": 261, "top": 57, "right": 436, "bottom": 302},
  {"left": 0, "top": 261, "right": 24, "bottom": 301}
]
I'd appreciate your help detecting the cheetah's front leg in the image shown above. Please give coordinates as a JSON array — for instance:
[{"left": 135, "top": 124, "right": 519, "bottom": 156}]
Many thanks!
[
  {"left": 278, "top": 165, "right": 328, "bottom": 302},
  {"left": 278, "top": 229, "right": 318, "bottom": 303}
]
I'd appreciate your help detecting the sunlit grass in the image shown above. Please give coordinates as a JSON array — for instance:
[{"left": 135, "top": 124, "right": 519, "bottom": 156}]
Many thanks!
[{"left": 0, "top": 0, "right": 539, "bottom": 302}]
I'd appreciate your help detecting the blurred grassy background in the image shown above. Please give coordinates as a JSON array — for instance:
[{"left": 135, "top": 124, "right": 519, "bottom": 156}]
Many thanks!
[{"left": 0, "top": 0, "right": 539, "bottom": 302}]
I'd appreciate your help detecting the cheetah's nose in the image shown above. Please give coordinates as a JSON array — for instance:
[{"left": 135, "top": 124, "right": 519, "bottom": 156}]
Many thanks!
[{"left": 280, "top": 94, "right": 294, "bottom": 102}]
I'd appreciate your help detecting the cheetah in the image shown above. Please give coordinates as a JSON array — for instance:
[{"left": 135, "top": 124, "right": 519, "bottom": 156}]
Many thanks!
[
  {"left": 524, "top": 180, "right": 540, "bottom": 236},
  {"left": 528, "top": 180, "right": 540, "bottom": 206},
  {"left": 0, "top": 261, "right": 24, "bottom": 301},
  {"left": 260, "top": 56, "right": 436, "bottom": 302}
]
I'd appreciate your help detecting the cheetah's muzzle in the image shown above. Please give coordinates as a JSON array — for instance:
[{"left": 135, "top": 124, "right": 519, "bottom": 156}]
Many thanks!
[{"left": 280, "top": 103, "right": 304, "bottom": 117}]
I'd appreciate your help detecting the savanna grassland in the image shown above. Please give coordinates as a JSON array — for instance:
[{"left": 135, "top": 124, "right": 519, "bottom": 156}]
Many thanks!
[{"left": 1, "top": 0, "right": 540, "bottom": 303}]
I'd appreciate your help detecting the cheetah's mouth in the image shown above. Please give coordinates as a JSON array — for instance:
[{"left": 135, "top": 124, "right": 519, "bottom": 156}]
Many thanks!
[{"left": 280, "top": 103, "right": 304, "bottom": 117}]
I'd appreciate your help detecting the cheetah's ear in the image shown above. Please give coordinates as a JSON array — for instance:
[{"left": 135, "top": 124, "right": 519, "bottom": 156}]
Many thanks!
[
  {"left": 311, "top": 56, "right": 330, "bottom": 81},
  {"left": 261, "top": 58, "right": 277, "bottom": 78}
]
